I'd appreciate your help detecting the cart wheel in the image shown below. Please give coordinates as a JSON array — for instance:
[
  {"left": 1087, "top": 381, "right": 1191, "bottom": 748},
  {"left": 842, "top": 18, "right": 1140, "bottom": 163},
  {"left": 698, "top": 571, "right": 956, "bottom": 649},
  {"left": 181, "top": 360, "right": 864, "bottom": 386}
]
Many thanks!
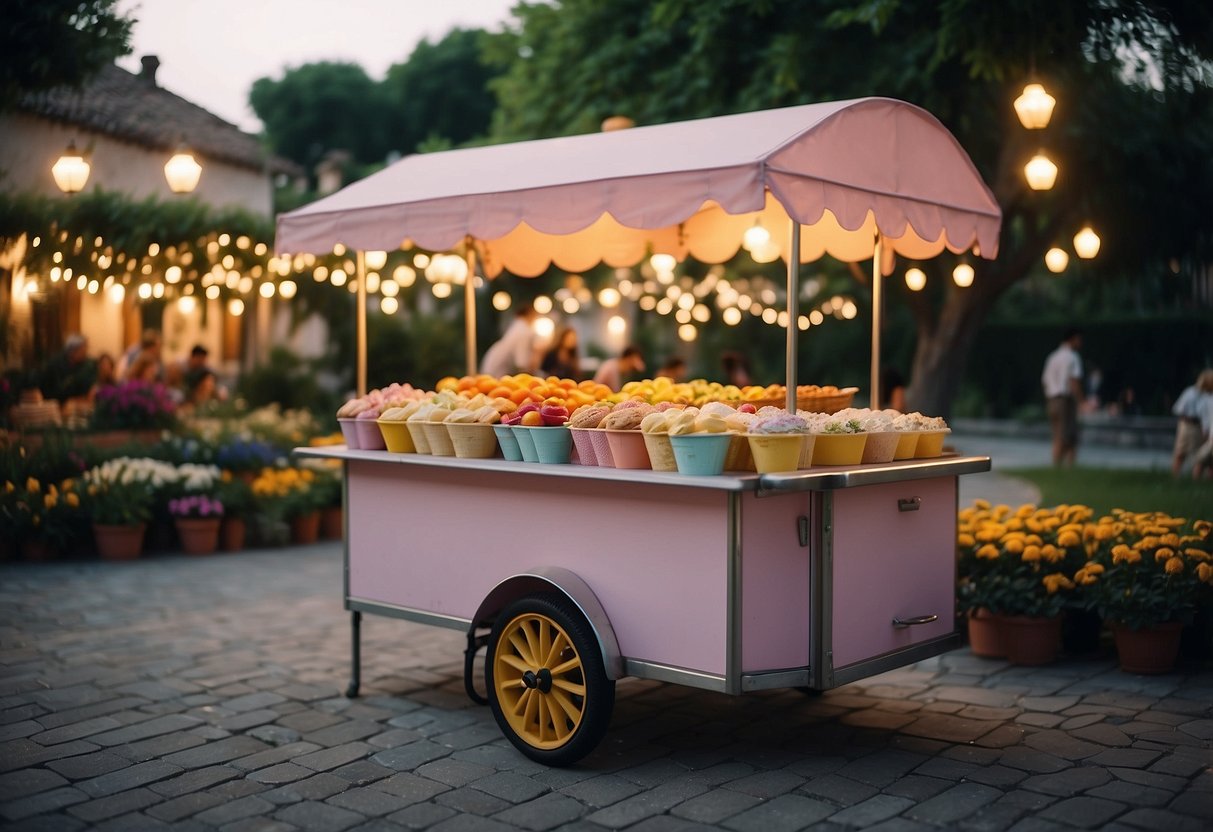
[{"left": 486, "top": 593, "right": 614, "bottom": 766}]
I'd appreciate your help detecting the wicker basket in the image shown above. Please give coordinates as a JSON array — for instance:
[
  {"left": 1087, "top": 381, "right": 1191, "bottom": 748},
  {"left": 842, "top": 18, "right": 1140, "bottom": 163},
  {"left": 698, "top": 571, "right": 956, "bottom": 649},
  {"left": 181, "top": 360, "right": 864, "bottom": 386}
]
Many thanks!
[{"left": 746, "top": 387, "right": 858, "bottom": 415}]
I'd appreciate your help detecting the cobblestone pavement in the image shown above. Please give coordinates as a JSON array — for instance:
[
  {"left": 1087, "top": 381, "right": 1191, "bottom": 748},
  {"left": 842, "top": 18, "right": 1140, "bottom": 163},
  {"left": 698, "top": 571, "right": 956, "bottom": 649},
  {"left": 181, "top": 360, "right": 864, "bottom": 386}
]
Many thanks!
[{"left": 2, "top": 545, "right": 1210, "bottom": 832}]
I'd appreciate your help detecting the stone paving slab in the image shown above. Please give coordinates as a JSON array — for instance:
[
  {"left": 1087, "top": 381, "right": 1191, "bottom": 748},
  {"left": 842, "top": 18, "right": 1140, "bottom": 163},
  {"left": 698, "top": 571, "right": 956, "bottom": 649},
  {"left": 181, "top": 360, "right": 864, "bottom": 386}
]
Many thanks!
[{"left": 1, "top": 546, "right": 1210, "bottom": 831}]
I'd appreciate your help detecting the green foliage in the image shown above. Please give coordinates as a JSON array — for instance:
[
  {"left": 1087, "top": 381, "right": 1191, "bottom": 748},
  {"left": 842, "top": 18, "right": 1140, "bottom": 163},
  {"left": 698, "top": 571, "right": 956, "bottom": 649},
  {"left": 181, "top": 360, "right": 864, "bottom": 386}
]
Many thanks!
[
  {"left": 1010, "top": 467, "right": 1213, "bottom": 520},
  {"left": 0, "top": 0, "right": 134, "bottom": 107},
  {"left": 235, "top": 348, "right": 336, "bottom": 415},
  {"left": 249, "top": 62, "right": 389, "bottom": 174}
]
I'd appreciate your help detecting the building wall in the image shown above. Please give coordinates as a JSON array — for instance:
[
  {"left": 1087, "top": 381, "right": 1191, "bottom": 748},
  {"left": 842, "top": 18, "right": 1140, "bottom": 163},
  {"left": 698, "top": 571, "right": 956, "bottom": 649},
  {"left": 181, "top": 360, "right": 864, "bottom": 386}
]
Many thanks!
[{"left": 0, "top": 113, "right": 272, "bottom": 215}]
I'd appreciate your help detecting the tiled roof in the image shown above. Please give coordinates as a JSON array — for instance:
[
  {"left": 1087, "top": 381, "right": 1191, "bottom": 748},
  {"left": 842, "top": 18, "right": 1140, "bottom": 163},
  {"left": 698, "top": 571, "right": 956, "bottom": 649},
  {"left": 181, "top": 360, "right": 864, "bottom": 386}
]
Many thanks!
[{"left": 19, "top": 63, "right": 303, "bottom": 178}]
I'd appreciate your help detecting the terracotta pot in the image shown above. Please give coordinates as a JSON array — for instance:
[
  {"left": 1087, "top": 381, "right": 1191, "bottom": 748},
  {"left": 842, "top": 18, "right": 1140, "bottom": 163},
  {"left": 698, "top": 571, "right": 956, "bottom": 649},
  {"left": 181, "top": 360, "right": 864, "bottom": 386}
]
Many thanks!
[
  {"left": 967, "top": 608, "right": 1005, "bottom": 658},
  {"left": 220, "top": 517, "right": 247, "bottom": 552},
  {"left": 290, "top": 511, "right": 321, "bottom": 545},
  {"left": 94, "top": 523, "right": 147, "bottom": 561},
  {"left": 1114, "top": 621, "right": 1184, "bottom": 674},
  {"left": 320, "top": 506, "right": 344, "bottom": 540},
  {"left": 999, "top": 615, "right": 1062, "bottom": 665},
  {"left": 175, "top": 517, "right": 221, "bottom": 555}
]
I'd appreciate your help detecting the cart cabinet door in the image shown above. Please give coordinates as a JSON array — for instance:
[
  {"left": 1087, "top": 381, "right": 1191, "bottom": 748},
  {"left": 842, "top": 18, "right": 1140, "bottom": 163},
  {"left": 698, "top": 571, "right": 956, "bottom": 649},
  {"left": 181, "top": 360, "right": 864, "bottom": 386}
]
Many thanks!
[{"left": 828, "top": 477, "right": 956, "bottom": 670}]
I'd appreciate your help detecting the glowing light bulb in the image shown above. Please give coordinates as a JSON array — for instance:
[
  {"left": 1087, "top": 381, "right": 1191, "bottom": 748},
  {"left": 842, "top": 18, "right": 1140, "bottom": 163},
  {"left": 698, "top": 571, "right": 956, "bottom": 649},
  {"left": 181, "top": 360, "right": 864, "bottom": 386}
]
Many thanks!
[
  {"left": 905, "top": 268, "right": 927, "bottom": 291},
  {"left": 1045, "top": 247, "right": 1069, "bottom": 273},
  {"left": 952, "top": 264, "right": 975, "bottom": 287}
]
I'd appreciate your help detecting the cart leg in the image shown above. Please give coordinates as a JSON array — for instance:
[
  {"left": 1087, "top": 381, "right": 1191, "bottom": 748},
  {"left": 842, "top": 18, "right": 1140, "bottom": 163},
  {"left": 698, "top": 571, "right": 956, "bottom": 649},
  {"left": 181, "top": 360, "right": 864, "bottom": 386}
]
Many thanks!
[{"left": 345, "top": 611, "right": 362, "bottom": 698}]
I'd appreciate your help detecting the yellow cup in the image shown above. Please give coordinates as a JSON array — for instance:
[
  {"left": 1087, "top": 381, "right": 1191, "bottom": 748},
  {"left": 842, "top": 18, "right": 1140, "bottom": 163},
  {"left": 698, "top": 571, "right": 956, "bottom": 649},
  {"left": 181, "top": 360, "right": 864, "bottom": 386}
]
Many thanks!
[
  {"left": 748, "top": 434, "right": 804, "bottom": 473},
  {"left": 892, "top": 431, "right": 918, "bottom": 460},
  {"left": 377, "top": 420, "right": 416, "bottom": 453},
  {"left": 812, "top": 433, "right": 867, "bottom": 466}
]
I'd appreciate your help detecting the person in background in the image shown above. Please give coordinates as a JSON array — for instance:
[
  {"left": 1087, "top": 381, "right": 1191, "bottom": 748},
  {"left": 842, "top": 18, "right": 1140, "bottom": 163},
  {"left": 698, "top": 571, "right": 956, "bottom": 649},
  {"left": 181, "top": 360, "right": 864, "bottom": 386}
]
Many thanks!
[
  {"left": 881, "top": 368, "right": 907, "bottom": 412},
  {"left": 184, "top": 369, "right": 218, "bottom": 409},
  {"left": 167, "top": 344, "right": 212, "bottom": 388},
  {"left": 43, "top": 333, "right": 96, "bottom": 402},
  {"left": 90, "top": 352, "right": 117, "bottom": 399},
  {"left": 656, "top": 357, "right": 687, "bottom": 382},
  {"left": 118, "top": 329, "right": 162, "bottom": 381},
  {"left": 540, "top": 327, "right": 580, "bottom": 379},
  {"left": 1172, "top": 369, "right": 1213, "bottom": 477},
  {"left": 1041, "top": 329, "right": 1083, "bottom": 467},
  {"left": 126, "top": 352, "right": 161, "bottom": 384},
  {"left": 721, "top": 351, "right": 751, "bottom": 387},
  {"left": 482, "top": 301, "right": 539, "bottom": 377},
  {"left": 593, "top": 346, "right": 645, "bottom": 392}
]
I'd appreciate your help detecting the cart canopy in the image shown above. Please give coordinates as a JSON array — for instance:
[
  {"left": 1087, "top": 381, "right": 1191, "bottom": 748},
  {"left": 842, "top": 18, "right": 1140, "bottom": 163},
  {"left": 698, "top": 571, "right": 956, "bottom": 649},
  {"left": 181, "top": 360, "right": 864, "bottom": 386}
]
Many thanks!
[{"left": 276, "top": 97, "right": 1001, "bottom": 277}]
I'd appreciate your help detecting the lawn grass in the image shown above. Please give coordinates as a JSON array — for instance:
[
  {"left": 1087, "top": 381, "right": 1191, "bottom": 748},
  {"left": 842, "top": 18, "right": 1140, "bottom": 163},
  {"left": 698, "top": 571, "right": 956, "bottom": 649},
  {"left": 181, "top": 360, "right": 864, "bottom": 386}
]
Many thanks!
[{"left": 1008, "top": 466, "right": 1213, "bottom": 519}]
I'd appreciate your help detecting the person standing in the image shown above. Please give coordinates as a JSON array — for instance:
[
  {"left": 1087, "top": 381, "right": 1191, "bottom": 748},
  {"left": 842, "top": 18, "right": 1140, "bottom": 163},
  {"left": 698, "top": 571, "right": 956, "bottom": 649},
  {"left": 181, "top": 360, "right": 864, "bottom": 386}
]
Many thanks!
[
  {"left": 1177, "top": 369, "right": 1213, "bottom": 478},
  {"left": 593, "top": 346, "right": 645, "bottom": 392},
  {"left": 1041, "top": 329, "right": 1083, "bottom": 467},
  {"left": 481, "top": 302, "right": 539, "bottom": 377},
  {"left": 540, "top": 327, "right": 580, "bottom": 379}
]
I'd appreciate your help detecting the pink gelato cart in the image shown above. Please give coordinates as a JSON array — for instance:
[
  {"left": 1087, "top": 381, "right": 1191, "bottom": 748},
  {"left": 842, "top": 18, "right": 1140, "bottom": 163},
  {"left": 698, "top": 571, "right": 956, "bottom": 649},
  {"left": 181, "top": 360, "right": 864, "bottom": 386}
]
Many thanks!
[{"left": 297, "top": 446, "right": 990, "bottom": 764}]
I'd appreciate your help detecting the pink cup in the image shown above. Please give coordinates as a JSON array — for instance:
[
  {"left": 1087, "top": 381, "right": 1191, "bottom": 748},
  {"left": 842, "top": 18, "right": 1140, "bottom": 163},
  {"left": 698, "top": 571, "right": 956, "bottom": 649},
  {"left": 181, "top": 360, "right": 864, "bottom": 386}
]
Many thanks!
[
  {"left": 588, "top": 429, "right": 615, "bottom": 468},
  {"left": 569, "top": 428, "right": 598, "bottom": 466},
  {"left": 338, "top": 418, "right": 360, "bottom": 449},
  {"left": 354, "top": 418, "right": 386, "bottom": 450},
  {"left": 605, "top": 430, "right": 651, "bottom": 470}
]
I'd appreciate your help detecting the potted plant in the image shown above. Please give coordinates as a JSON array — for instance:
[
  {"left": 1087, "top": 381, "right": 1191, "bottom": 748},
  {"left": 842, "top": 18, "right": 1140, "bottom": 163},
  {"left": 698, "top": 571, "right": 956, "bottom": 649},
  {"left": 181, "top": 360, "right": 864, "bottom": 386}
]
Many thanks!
[
  {"left": 169, "top": 494, "right": 224, "bottom": 555},
  {"left": 91, "top": 380, "right": 177, "bottom": 443},
  {"left": 1083, "top": 512, "right": 1213, "bottom": 673},
  {"left": 83, "top": 463, "right": 154, "bottom": 560},
  {"left": 216, "top": 475, "right": 253, "bottom": 552},
  {"left": 216, "top": 438, "right": 280, "bottom": 484},
  {"left": 958, "top": 501, "right": 1088, "bottom": 664}
]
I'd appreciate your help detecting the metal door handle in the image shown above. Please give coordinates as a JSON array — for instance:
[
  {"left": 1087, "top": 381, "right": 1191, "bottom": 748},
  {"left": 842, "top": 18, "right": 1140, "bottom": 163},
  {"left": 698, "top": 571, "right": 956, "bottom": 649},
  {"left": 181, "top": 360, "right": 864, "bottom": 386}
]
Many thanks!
[
  {"left": 898, "top": 497, "right": 921, "bottom": 512},
  {"left": 892, "top": 614, "right": 938, "bottom": 629}
]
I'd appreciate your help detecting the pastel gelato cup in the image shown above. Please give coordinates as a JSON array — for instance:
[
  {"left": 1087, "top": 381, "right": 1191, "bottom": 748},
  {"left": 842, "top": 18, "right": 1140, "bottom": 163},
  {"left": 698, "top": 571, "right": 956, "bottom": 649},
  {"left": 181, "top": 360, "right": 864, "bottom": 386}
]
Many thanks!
[
  {"left": 642, "top": 432, "right": 678, "bottom": 472},
  {"left": 812, "top": 433, "right": 867, "bottom": 466},
  {"left": 423, "top": 422, "right": 456, "bottom": 457},
  {"left": 530, "top": 426, "right": 573, "bottom": 464},
  {"left": 569, "top": 428, "right": 598, "bottom": 466},
  {"left": 338, "top": 418, "right": 360, "bottom": 449},
  {"left": 914, "top": 428, "right": 951, "bottom": 458},
  {"left": 405, "top": 421, "right": 432, "bottom": 454},
  {"left": 588, "top": 429, "right": 616, "bottom": 468},
  {"left": 493, "top": 424, "right": 522, "bottom": 461},
  {"left": 606, "top": 430, "right": 651, "bottom": 469},
  {"left": 355, "top": 418, "right": 387, "bottom": 451},
  {"left": 748, "top": 433, "right": 804, "bottom": 474},
  {"left": 725, "top": 433, "right": 756, "bottom": 472},
  {"left": 861, "top": 430, "right": 900, "bottom": 464},
  {"left": 377, "top": 420, "right": 416, "bottom": 453},
  {"left": 669, "top": 432, "right": 732, "bottom": 476},
  {"left": 447, "top": 423, "right": 498, "bottom": 459},
  {"left": 512, "top": 426, "right": 539, "bottom": 463},
  {"left": 893, "top": 431, "right": 918, "bottom": 460}
]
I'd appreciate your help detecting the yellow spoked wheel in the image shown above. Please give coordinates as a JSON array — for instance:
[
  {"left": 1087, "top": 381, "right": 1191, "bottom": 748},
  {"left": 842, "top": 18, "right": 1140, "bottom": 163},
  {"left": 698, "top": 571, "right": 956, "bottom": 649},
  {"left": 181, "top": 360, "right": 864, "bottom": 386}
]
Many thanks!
[{"left": 486, "top": 593, "right": 614, "bottom": 765}]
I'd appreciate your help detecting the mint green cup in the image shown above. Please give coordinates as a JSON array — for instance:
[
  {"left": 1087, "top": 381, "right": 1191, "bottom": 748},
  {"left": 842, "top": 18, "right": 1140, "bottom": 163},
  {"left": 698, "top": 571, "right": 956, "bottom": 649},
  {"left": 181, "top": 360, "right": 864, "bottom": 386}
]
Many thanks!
[{"left": 669, "top": 432, "right": 732, "bottom": 476}]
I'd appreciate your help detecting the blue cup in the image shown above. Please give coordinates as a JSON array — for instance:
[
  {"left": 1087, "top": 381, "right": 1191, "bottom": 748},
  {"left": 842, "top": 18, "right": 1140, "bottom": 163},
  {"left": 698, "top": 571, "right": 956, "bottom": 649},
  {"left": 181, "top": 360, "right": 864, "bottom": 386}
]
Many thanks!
[
  {"left": 530, "top": 426, "right": 572, "bottom": 464},
  {"left": 669, "top": 433, "right": 732, "bottom": 476},
  {"left": 493, "top": 424, "right": 523, "bottom": 462},
  {"left": 512, "top": 426, "right": 539, "bottom": 462}
]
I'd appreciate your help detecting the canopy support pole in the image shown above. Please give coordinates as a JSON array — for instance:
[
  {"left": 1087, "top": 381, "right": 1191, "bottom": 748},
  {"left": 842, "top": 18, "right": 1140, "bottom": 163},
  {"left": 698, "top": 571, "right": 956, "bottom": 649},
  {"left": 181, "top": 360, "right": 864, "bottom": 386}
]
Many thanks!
[
  {"left": 356, "top": 250, "right": 367, "bottom": 396},
  {"left": 870, "top": 234, "right": 883, "bottom": 410},
  {"left": 465, "top": 240, "right": 477, "bottom": 376},
  {"left": 785, "top": 218, "right": 801, "bottom": 413}
]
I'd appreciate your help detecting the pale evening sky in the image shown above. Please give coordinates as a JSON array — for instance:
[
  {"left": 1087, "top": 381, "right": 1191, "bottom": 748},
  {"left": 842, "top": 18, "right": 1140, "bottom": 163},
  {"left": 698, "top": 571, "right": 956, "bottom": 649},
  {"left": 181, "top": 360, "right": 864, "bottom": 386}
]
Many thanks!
[{"left": 115, "top": 0, "right": 519, "bottom": 133}]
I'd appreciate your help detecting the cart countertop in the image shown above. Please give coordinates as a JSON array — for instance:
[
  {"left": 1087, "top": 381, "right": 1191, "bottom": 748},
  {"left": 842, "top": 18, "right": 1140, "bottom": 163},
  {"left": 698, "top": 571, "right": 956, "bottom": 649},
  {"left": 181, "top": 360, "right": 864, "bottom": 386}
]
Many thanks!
[{"left": 295, "top": 446, "right": 991, "bottom": 492}]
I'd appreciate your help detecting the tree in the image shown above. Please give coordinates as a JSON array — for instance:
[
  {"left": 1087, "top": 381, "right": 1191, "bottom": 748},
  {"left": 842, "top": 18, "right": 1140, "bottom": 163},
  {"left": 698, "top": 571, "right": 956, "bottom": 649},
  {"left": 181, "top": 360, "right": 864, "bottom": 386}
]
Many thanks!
[
  {"left": 383, "top": 28, "right": 504, "bottom": 155},
  {"left": 249, "top": 62, "right": 391, "bottom": 178},
  {"left": 0, "top": 0, "right": 133, "bottom": 107},
  {"left": 487, "top": 0, "right": 1213, "bottom": 414}
]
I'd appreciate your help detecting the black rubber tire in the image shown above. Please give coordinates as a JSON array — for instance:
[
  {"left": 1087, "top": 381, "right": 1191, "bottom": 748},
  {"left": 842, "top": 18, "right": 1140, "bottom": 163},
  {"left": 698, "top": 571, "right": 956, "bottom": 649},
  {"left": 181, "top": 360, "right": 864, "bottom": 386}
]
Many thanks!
[{"left": 486, "top": 592, "right": 615, "bottom": 766}]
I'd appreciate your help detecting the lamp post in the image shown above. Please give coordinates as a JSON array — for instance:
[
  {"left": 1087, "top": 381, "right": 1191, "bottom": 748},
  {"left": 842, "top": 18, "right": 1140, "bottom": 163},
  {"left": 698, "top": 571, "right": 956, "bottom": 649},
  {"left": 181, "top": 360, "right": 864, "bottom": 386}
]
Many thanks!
[{"left": 52, "top": 141, "right": 90, "bottom": 194}]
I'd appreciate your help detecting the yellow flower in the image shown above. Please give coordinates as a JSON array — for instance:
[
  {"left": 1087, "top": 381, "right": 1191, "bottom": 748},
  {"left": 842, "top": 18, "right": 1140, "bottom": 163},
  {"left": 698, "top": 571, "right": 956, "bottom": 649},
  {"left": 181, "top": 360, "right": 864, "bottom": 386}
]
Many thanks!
[
  {"left": 1160, "top": 534, "right": 1181, "bottom": 548},
  {"left": 973, "top": 499, "right": 990, "bottom": 510},
  {"left": 1042, "top": 573, "right": 1075, "bottom": 594},
  {"left": 1005, "top": 518, "right": 1024, "bottom": 531},
  {"left": 1057, "top": 530, "right": 1081, "bottom": 548},
  {"left": 1041, "top": 544, "right": 1064, "bottom": 563},
  {"left": 1155, "top": 547, "right": 1175, "bottom": 563},
  {"left": 43, "top": 493, "right": 58, "bottom": 509},
  {"left": 1026, "top": 518, "right": 1043, "bottom": 533},
  {"left": 65, "top": 492, "right": 80, "bottom": 508},
  {"left": 1073, "top": 568, "right": 1099, "bottom": 586},
  {"left": 1194, "top": 519, "right": 1211, "bottom": 537},
  {"left": 1021, "top": 545, "right": 1042, "bottom": 562},
  {"left": 1198, "top": 563, "right": 1213, "bottom": 583},
  {"left": 1184, "top": 547, "right": 1210, "bottom": 561},
  {"left": 976, "top": 544, "right": 1000, "bottom": 560},
  {"left": 3, "top": 481, "right": 13, "bottom": 493},
  {"left": 1165, "top": 557, "right": 1184, "bottom": 575},
  {"left": 1025, "top": 534, "right": 1043, "bottom": 546},
  {"left": 26, "top": 477, "right": 40, "bottom": 493},
  {"left": 958, "top": 533, "right": 975, "bottom": 548},
  {"left": 1003, "top": 538, "right": 1025, "bottom": 555}
]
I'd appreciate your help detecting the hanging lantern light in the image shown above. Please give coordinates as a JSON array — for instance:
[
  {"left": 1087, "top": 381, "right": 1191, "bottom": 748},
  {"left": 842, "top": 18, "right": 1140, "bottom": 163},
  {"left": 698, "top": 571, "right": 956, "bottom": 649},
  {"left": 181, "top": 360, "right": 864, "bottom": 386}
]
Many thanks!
[
  {"left": 904, "top": 268, "right": 927, "bottom": 291},
  {"left": 228, "top": 298, "right": 245, "bottom": 316},
  {"left": 1014, "top": 83, "right": 1056, "bottom": 129},
  {"left": 1073, "top": 226, "right": 1101, "bottom": 259},
  {"left": 164, "top": 145, "right": 202, "bottom": 193},
  {"left": 1045, "top": 247, "right": 1069, "bottom": 273},
  {"left": 365, "top": 250, "right": 388, "bottom": 270},
  {"left": 742, "top": 221, "right": 770, "bottom": 252},
  {"left": 52, "top": 141, "right": 91, "bottom": 194},
  {"left": 952, "top": 263, "right": 975, "bottom": 287},
  {"left": 1024, "top": 152, "right": 1058, "bottom": 190}
]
